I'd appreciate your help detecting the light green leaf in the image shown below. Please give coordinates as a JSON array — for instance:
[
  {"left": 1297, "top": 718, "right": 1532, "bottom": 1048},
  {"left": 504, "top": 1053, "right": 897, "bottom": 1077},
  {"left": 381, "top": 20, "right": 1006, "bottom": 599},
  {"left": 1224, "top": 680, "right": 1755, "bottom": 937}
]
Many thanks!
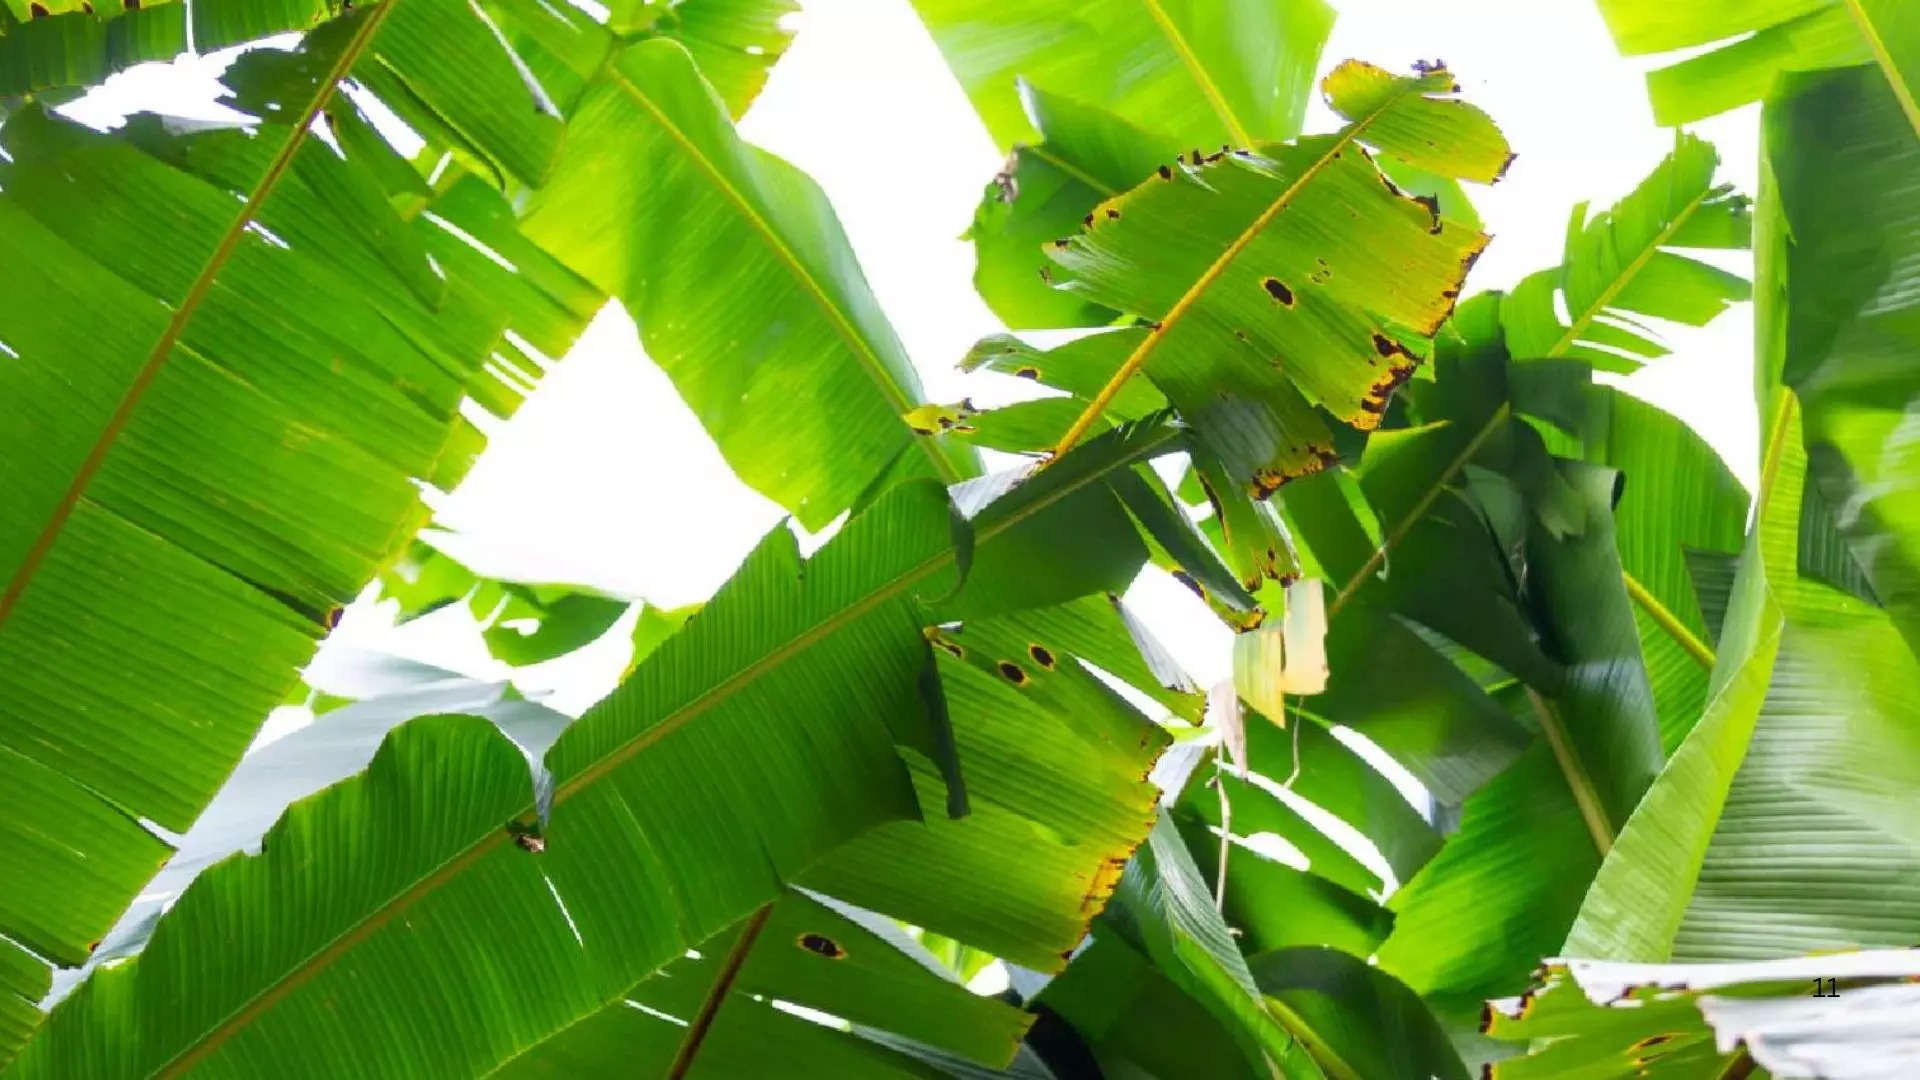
[{"left": 1594, "top": 0, "right": 1919, "bottom": 129}]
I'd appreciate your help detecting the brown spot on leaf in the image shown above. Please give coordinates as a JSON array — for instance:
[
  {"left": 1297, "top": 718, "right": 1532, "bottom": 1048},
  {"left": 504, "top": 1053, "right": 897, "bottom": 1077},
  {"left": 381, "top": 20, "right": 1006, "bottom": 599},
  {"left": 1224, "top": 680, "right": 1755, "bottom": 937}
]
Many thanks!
[
  {"left": 1052, "top": 238, "right": 1071, "bottom": 249},
  {"left": 935, "top": 638, "right": 964, "bottom": 658},
  {"left": 798, "top": 933, "right": 846, "bottom": 959},
  {"left": 1170, "top": 569, "right": 1206, "bottom": 600},
  {"left": 1082, "top": 213, "right": 1095, "bottom": 228},
  {"left": 1495, "top": 151, "right": 1518, "bottom": 182},
  {"left": 1104, "top": 207, "right": 1120, "bottom": 220},
  {"left": 910, "top": 425, "right": 935, "bottom": 436},
  {"left": 124, "top": 0, "right": 139, "bottom": 8},
  {"left": 997, "top": 661, "right": 1028, "bottom": 686},
  {"left": 1156, "top": 164, "right": 1173, "bottom": 181},
  {"left": 1014, "top": 366, "right": 1039, "bottom": 380},
  {"left": 28, "top": 2, "right": 48, "bottom": 16},
  {"left": 1028, "top": 643, "right": 1056, "bottom": 669},
  {"left": 1628, "top": 1035, "right": 1674, "bottom": 1051},
  {"left": 324, "top": 607, "right": 344, "bottom": 630},
  {"left": 1262, "top": 278, "right": 1295, "bottom": 307}
]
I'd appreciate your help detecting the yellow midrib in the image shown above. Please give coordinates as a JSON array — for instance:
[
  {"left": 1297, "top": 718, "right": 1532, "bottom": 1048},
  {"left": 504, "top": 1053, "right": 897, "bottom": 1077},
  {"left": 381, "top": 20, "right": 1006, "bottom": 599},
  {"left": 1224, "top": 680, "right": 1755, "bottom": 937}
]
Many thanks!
[
  {"left": 1840, "top": 0, "right": 1920, "bottom": 142},
  {"left": 155, "top": 425, "right": 1180, "bottom": 1075},
  {"left": 1136, "top": 0, "right": 1255, "bottom": 148},
  {"left": 605, "top": 66, "right": 964, "bottom": 488}
]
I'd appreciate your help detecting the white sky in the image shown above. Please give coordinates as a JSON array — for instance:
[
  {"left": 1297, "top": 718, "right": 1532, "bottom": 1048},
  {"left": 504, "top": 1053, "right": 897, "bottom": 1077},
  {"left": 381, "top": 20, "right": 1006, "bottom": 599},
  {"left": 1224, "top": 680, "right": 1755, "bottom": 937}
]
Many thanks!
[{"left": 69, "top": 0, "right": 1765, "bottom": 714}]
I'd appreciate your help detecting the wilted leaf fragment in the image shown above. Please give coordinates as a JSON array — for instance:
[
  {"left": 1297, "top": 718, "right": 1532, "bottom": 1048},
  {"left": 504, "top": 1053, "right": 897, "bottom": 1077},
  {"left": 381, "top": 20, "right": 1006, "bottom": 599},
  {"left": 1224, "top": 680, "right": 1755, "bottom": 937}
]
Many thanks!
[{"left": 1323, "top": 60, "right": 1513, "bottom": 183}]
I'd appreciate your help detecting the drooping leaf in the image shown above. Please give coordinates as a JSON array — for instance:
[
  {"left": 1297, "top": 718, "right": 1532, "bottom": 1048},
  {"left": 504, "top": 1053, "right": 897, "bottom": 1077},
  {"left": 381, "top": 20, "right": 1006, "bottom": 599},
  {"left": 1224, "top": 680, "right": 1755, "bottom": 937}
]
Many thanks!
[
  {"left": 1249, "top": 947, "right": 1470, "bottom": 1080},
  {"left": 522, "top": 39, "right": 978, "bottom": 531},
  {"left": 804, "top": 598, "right": 1172, "bottom": 970},
  {"left": 1564, "top": 66, "right": 1920, "bottom": 966}
]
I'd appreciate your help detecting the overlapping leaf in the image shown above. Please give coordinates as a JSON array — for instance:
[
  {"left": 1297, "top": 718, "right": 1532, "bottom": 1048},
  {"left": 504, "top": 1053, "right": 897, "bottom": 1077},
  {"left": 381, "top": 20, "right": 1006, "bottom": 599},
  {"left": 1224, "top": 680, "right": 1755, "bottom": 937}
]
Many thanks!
[
  {"left": 10, "top": 481, "right": 969, "bottom": 1078},
  {"left": 1593, "top": 0, "right": 1919, "bottom": 127}
]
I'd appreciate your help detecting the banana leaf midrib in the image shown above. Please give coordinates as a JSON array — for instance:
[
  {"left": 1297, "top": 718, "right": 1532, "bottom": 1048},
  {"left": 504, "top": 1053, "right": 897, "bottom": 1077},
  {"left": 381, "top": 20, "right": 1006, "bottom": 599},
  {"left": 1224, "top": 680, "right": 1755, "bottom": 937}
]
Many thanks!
[
  {"left": 602, "top": 62, "right": 966, "bottom": 487},
  {"left": 0, "top": 0, "right": 398, "bottom": 634},
  {"left": 1134, "top": 0, "right": 1253, "bottom": 147},
  {"left": 146, "top": 422, "right": 1182, "bottom": 1076},
  {"left": 1837, "top": 0, "right": 1920, "bottom": 140}
]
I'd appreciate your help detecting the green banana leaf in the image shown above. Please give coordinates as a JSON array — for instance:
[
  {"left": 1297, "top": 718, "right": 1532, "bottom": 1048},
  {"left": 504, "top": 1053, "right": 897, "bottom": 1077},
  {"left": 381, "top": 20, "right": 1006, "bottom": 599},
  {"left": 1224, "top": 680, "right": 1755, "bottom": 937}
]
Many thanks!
[
  {"left": 14, "top": 406, "right": 1202, "bottom": 1074},
  {"left": 1592, "top": 0, "right": 1917, "bottom": 126},
  {"left": 945, "top": 0, "right": 1335, "bottom": 330},
  {"left": 1765, "top": 63, "right": 1920, "bottom": 654},
  {"left": 0, "top": 7, "right": 594, "bottom": 1058}
]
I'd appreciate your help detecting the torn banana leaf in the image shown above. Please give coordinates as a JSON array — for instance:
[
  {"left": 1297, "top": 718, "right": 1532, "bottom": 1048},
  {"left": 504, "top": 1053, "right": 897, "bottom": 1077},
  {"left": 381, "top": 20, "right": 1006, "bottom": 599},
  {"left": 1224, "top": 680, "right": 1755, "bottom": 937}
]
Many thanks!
[
  {"left": 0, "top": 7, "right": 590, "bottom": 1049},
  {"left": 1483, "top": 951, "right": 1920, "bottom": 1080},
  {"left": 491, "top": 889, "right": 1034, "bottom": 1077},
  {"left": 1044, "top": 61, "right": 1504, "bottom": 495},
  {"left": 802, "top": 598, "right": 1174, "bottom": 970},
  {"left": 1501, "top": 133, "right": 1751, "bottom": 372}
]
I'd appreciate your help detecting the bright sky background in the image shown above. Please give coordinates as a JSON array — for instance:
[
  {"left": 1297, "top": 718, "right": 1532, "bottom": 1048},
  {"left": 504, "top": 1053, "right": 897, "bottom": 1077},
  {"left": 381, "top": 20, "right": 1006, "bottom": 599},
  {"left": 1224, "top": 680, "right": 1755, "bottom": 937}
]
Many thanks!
[{"left": 71, "top": 0, "right": 1764, "bottom": 724}]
